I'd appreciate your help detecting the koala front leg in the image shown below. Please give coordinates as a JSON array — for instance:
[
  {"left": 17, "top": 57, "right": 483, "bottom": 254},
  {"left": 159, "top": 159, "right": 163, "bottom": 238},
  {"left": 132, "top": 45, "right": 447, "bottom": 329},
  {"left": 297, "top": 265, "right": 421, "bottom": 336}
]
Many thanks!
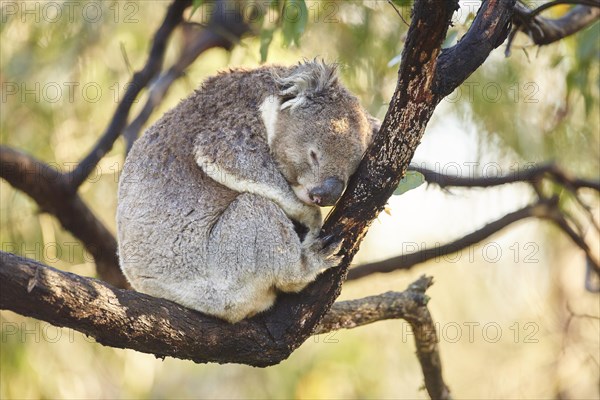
[
  {"left": 194, "top": 128, "right": 320, "bottom": 230},
  {"left": 275, "top": 225, "right": 344, "bottom": 293}
]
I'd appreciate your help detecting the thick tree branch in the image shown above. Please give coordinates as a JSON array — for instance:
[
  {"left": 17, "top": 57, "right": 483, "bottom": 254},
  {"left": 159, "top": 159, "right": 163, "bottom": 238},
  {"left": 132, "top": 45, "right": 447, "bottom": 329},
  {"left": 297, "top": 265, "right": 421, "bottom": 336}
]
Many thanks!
[
  {"left": 434, "top": 0, "right": 516, "bottom": 98},
  {"left": 0, "top": 146, "right": 127, "bottom": 288},
  {"left": 66, "top": 0, "right": 191, "bottom": 190},
  {"left": 0, "top": 251, "right": 446, "bottom": 392},
  {"left": 509, "top": 2, "right": 600, "bottom": 53}
]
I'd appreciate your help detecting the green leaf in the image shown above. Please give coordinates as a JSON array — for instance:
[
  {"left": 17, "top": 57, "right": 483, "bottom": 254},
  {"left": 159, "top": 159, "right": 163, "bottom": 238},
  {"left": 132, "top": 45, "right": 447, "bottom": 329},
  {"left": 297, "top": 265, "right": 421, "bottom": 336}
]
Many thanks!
[
  {"left": 393, "top": 171, "right": 425, "bottom": 196},
  {"left": 190, "top": 0, "right": 204, "bottom": 17},
  {"left": 281, "top": 0, "right": 308, "bottom": 47},
  {"left": 260, "top": 29, "right": 275, "bottom": 63}
]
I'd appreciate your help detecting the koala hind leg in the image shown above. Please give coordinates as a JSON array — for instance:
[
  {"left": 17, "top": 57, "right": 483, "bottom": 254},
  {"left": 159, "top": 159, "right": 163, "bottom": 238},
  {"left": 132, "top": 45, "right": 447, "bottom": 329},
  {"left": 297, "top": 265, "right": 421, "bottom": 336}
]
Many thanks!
[{"left": 206, "top": 193, "right": 338, "bottom": 321}]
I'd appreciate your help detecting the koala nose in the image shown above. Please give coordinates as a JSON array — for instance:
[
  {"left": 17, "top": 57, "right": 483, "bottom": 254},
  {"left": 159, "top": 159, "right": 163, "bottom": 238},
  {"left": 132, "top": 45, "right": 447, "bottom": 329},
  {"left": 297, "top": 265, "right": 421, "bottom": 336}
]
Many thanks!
[{"left": 309, "top": 177, "right": 345, "bottom": 206}]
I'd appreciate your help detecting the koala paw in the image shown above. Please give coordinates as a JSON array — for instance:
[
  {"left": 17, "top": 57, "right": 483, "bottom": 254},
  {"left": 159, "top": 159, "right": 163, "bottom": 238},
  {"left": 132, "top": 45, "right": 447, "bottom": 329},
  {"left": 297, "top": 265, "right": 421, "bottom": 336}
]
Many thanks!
[{"left": 302, "top": 233, "right": 344, "bottom": 274}]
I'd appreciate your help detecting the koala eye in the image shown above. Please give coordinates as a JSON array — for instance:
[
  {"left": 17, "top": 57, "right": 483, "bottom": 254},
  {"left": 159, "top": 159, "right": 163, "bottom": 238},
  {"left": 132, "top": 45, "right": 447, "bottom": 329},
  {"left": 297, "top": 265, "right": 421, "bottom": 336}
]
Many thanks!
[{"left": 309, "top": 149, "right": 319, "bottom": 166}]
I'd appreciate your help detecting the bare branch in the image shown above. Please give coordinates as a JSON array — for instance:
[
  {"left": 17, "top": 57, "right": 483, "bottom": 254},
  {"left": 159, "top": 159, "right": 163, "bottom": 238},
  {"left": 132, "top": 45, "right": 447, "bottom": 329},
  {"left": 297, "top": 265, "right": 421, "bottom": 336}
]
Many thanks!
[
  {"left": 0, "top": 251, "right": 445, "bottom": 380},
  {"left": 124, "top": 3, "right": 250, "bottom": 153},
  {"left": 348, "top": 162, "right": 600, "bottom": 280},
  {"left": 347, "top": 200, "right": 551, "bottom": 280},
  {"left": 410, "top": 163, "right": 600, "bottom": 191},
  {"left": 509, "top": 2, "right": 600, "bottom": 54},
  {"left": 66, "top": 0, "right": 191, "bottom": 190},
  {"left": 0, "top": 146, "right": 127, "bottom": 288},
  {"left": 317, "top": 276, "right": 451, "bottom": 400}
]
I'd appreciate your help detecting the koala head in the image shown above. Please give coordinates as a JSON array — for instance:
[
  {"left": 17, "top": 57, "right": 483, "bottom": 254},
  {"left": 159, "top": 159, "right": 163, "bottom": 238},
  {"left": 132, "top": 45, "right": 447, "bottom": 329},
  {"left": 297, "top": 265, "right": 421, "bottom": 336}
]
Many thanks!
[{"left": 261, "top": 61, "right": 376, "bottom": 207}]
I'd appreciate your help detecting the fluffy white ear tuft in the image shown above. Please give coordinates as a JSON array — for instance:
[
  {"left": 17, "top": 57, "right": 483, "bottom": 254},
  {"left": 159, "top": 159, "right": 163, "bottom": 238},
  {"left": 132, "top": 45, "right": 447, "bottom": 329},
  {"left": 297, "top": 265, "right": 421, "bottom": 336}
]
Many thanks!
[
  {"left": 259, "top": 95, "right": 280, "bottom": 146},
  {"left": 273, "top": 59, "right": 338, "bottom": 111}
]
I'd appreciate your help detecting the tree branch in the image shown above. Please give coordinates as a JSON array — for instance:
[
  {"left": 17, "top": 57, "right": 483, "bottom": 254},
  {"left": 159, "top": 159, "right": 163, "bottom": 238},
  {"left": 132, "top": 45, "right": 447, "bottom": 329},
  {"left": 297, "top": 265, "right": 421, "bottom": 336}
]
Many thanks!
[
  {"left": 123, "top": 3, "right": 250, "bottom": 154},
  {"left": 434, "top": 0, "right": 516, "bottom": 98},
  {"left": 315, "top": 276, "right": 450, "bottom": 400},
  {"left": 66, "top": 0, "right": 191, "bottom": 190},
  {"left": 347, "top": 200, "right": 551, "bottom": 280},
  {"left": 0, "top": 249, "right": 449, "bottom": 400},
  {"left": 508, "top": 2, "right": 600, "bottom": 54},
  {"left": 410, "top": 163, "right": 600, "bottom": 191},
  {"left": 0, "top": 146, "right": 127, "bottom": 288},
  {"left": 348, "top": 163, "right": 600, "bottom": 280}
]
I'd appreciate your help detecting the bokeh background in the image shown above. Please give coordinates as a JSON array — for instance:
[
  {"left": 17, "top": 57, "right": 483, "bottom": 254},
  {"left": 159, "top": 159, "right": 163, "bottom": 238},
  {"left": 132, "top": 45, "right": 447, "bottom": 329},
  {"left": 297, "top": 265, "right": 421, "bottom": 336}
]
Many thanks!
[{"left": 1, "top": 1, "right": 599, "bottom": 398}]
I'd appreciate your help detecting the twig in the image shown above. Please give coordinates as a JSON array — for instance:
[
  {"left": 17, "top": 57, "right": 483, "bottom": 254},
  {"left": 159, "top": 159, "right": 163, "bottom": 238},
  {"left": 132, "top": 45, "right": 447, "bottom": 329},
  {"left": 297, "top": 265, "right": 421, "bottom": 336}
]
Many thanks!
[
  {"left": 347, "top": 200, "right": 552, "bottom": 280},
  {"left": 123, "top": 3, "right": 250, "bottom": 153},
  {"left": 387, "top": 0, "right": 410, "bottom": 27}
]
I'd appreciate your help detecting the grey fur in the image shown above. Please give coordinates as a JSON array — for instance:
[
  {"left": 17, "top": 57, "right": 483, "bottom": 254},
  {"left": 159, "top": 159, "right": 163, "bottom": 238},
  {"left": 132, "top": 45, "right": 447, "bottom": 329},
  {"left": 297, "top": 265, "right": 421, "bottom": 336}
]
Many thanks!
[{"left": 117, "top": 60, "right": 375, "bottom": 323}]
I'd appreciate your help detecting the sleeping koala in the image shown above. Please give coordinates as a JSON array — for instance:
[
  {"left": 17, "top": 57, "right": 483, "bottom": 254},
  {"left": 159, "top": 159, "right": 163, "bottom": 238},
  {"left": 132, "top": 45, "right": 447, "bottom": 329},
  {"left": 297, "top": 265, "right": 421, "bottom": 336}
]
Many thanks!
[{"left": 117, "top": 60, "right": 376, "bottom": 323}]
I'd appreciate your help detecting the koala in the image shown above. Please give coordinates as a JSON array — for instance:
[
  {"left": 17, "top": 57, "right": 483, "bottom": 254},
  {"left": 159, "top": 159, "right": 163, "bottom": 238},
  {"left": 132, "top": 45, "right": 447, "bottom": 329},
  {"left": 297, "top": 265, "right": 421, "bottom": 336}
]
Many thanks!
[{"left": 117, "top": 60, "right": 375, "bottom": 323}]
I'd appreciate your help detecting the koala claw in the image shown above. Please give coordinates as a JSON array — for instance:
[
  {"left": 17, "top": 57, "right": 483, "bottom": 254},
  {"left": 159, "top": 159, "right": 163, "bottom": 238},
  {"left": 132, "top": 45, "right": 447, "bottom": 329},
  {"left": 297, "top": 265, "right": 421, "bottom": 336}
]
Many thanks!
[
  {"left": 303, "top": 234, "right": 344, "bottom": 273},
  {"left": 320, "top": 233, "right": 337, "bottom": 248}
]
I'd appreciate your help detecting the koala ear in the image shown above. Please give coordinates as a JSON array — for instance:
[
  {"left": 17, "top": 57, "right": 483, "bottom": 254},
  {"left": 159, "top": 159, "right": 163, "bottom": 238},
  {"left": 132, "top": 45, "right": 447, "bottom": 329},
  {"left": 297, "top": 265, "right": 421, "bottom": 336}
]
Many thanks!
[
  {"left": 368, "top": 115, "right": 381, "bottom": 137},
  {"left": 273, "top": 60, "right": 338, "bottom": 111},
  {"left": 362, "top": 115, "right": 380, "bottom": 148}
]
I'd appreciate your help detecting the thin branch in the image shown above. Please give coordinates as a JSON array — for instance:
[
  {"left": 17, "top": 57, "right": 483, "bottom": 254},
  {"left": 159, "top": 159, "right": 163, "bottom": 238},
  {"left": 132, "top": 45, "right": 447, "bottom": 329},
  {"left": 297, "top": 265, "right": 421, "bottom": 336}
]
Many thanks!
[
  {"left": 410, "top": 163, "right": 600, "bottom": 191},
  {"left": 348, "top": 163, "right": 600, "bottom": 280},
  {"left": 0, "top": 146, "right": 127, "bottom": 288},
  {"left": 509, "top": 2, "right": 600, "bottom": 53},
  {"left": 66, "top": 0, "right": 191, "bottom": 190},
  {"left": 316, "top": 276, "right": 450, "bottom": 400},
  {"left": 386, "top": 0, "right": 410, "bottom": 27},
  {"left": 347, "top": 200, "right": 551, "bottom": 280},
  {"left": 124, "top": 3, "right": 250, "bottom": 153},
  {"left": 527, "top": 0, "right": 600, "bottom": 19}
]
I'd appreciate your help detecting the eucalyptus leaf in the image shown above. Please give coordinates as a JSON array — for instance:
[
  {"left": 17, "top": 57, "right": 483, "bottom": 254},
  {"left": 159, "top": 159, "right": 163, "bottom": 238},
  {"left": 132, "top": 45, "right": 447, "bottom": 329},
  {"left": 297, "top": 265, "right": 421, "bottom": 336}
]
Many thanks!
[
  {"left": 393, "top": 171, "right": 425, "bottom": 195},
  {"left": 281, "top": 0, "right": 308, "bottom": 47},
  {"left": 260, "top": 29, "right": 275, "bottom": 63}
]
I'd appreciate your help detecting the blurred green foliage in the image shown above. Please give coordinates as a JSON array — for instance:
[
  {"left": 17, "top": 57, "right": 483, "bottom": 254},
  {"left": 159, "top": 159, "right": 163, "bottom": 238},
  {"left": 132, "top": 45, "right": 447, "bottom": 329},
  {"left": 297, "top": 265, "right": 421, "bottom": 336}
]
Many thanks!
[{"left": 1, "top": 1, "right": 598, "bottom": 399}]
